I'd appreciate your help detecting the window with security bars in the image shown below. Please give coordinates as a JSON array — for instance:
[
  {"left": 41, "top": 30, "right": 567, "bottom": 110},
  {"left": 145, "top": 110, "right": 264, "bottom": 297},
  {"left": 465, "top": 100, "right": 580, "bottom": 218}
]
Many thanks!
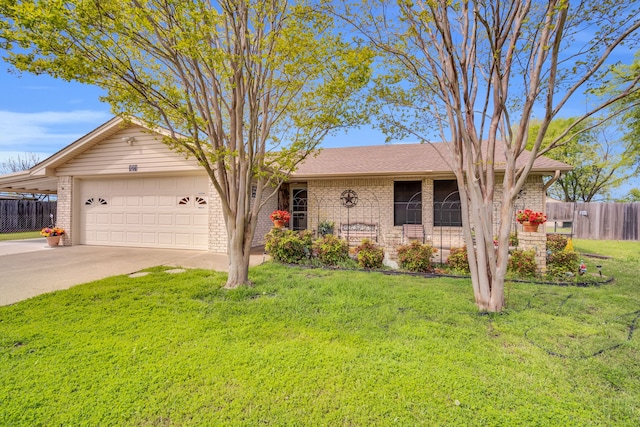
[
  {"left": 433, "top": 180, "right": 462, "bottom": 227},
  {"left": 394, "top": 181, "right": 422, "bottom": 226}
]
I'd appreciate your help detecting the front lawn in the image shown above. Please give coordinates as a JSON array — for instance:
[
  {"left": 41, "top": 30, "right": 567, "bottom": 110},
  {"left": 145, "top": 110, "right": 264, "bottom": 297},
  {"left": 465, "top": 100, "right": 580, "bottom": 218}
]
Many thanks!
[
  {"left": 1, "top": 241, "right": 639, "bottom": 426},
  {"left": 0, "top": 231, "right": 41, "bottom": 241}
]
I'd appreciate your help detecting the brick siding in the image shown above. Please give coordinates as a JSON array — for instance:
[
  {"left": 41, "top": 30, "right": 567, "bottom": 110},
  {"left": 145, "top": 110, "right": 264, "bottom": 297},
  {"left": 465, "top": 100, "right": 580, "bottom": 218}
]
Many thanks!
[{"left": 56, "top": 176, "right": 73, "bottom": 246}]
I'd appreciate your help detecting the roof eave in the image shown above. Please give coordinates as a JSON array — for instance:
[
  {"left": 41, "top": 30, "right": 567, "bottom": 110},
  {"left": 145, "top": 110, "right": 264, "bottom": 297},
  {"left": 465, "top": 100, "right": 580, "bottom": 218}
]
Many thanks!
[{"left": 291, "top": 167, "right": 570, "bottom": 181}]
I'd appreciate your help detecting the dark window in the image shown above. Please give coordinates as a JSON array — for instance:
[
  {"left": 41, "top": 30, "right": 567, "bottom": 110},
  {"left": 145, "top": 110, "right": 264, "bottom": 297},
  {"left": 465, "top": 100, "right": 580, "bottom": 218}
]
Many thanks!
[
  {"left": 433, "top": 180, "right": 462, "bottom": 226},
  {"left": 394, "top": 181, "right": 422, "bottom": 226},
  {"left": 291, "top": 188, "right": 307, "bottom": 231}
]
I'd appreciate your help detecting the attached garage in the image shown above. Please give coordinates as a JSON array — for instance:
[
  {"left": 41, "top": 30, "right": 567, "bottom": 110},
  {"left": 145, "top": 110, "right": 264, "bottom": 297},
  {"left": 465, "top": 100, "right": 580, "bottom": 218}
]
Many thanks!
[
  {"left": 79, "top": 175, "right": 209, "bottom": 250},
  {"left": 0, "top": 116, "right": 274, "bottom": 253}
]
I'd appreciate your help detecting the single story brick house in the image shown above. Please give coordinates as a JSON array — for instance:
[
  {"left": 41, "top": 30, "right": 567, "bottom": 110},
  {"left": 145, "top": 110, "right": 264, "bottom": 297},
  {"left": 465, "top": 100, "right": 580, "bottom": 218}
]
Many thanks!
[{"left": 0, "top": 117, "right": 571, "bottom": 254}]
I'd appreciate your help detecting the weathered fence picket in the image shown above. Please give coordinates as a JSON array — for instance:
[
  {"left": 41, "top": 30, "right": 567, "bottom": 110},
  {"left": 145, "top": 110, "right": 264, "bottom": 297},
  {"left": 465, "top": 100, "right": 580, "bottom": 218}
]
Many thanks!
[
  {"left": 546, "top": 202, "right": 640, "bottom": 241},
  {"left": 0, "top": 200, "right": 58, "bottom": 233}
]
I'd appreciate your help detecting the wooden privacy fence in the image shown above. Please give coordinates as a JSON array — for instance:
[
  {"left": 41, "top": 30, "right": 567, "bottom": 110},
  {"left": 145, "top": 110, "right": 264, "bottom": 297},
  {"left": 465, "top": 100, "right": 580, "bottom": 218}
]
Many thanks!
[
  {"left": 0, "top": 200, "right": 58, "bottom": 233},
  {"left": 546, "top": 202, "right": 640, "bottom": 241}
]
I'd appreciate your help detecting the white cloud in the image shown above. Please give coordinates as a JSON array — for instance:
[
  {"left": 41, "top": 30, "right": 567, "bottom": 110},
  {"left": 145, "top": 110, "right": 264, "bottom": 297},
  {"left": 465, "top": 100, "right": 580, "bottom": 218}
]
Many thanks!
[{"left": 0, "top": 110, "right": 111, "bottom": 153}]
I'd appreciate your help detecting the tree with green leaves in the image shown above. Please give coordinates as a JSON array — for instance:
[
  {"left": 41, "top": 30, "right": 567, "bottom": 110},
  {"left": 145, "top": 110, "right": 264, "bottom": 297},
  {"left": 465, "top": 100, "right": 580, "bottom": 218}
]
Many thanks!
[
  {"left": 609, "top": 56, "right": 640, "bottom": 152},
  {"left": 527, "top": 118, "right": 638, "bottom": 202},
  {"left": 619, "top": 188, "right": 640, "bottom": 202},
  {"left": 330, "top": 0, "right": 640, "bottom": 311},
  {"left": 0, "top": 0, "right": 372, "bottom": 288}
]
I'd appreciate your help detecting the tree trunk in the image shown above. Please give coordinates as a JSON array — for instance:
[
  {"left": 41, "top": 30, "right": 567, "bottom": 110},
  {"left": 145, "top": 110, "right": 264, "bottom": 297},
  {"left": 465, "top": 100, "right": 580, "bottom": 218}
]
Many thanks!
[
  {"left": 463, "top": 181, "right": 511, "bottom": 313},
  {"left": 224, "top": 226, "right": 253, "bottom": 289}
]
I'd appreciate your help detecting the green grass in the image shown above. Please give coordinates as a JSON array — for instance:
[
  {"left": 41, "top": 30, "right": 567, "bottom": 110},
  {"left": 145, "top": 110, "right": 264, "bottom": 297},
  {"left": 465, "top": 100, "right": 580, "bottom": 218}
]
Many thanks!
[
  {"left": 1, "top": 242, "right": 639, "bottom": 426},
  {"left": 0, "top": 231, "right": 41, "bottom": 241}
]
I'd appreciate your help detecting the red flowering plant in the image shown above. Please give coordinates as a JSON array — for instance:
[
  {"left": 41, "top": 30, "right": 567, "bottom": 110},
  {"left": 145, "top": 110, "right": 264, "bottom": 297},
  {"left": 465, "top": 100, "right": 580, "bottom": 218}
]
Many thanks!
[
  {"left": 516, "top": 209, "right": 547, "bottom": 225},
  {"left": 269, "top": 210, "right": 291, "bottom": 223},
  {"left": 40, "top": 227, "right": 65, "bottom": 237}
]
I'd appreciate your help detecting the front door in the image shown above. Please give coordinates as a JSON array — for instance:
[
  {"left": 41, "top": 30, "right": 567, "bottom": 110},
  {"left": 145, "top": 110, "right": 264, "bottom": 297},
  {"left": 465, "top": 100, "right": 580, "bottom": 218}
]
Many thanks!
[{"left": 291, "top": 187, "right": 308, "bottom": 231}]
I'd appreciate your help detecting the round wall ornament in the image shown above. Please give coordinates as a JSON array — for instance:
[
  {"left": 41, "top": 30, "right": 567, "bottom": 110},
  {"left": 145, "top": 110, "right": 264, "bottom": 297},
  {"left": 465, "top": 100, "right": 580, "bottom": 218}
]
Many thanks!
[{"left": 340, "top": 189, "right": 358, "bottom": 208}]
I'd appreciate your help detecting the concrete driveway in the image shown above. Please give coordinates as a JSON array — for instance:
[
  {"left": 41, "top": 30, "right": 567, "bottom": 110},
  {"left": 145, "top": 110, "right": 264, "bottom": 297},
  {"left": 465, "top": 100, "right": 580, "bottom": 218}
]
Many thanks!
[{"left": 0, "top": 239, "right": 267, "bottom": 306}]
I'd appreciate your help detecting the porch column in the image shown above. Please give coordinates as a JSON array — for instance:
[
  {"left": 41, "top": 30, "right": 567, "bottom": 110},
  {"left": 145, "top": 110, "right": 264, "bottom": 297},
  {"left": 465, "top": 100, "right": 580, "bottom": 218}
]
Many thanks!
[
  {"left": 57, "top": 176, "right": 73, "bottom": 246},
  {"left": 518, "top": 228, "right": 547, "bottom": 273}
]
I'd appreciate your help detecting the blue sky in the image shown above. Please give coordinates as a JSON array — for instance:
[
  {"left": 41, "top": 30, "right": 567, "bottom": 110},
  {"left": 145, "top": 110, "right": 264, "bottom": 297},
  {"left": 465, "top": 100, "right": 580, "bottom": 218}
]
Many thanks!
[
  {"left": 0, "top": 71, "right": 390, "bottom": 165},
  {"left": 0, "top": 68, "right": 637, "bottom": 198}
]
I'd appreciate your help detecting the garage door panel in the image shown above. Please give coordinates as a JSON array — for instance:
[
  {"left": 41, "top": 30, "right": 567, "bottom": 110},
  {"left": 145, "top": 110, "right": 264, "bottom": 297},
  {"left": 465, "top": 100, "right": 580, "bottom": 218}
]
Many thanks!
[
  {"left": 175, "top": 233, "right": 191, "bottom": 245},
  {"left": 158, "top": 196, "right": 174, "bottom": 207},
  {"left": 175, "top": 214, "right": 192, "bottom": 226},
  {"left": 126, "top": 231, "right": 141, "bottom": 243},
  {"left": 80, "top": 176, "right": 209, "bottom": 250},
  {"left": 158, "top": 214, "right": 174, "bottom": 226},
  {"left": 112, "top": 231, "right": 126, "bottom": 243},
  {"left": 127, "top": 180, "right": 144, "bottom": 192},
  {"left": 111, "top": 196, "right": 125, "bottom": 207},
  {"left": 96, "top": 213, "right": 110, "bottom": 225},
  {"left": 141, "top": 232, "right": 156, "bottom": 243},
  {"left": 85, "top": 229, "right": 96, "bottom": 241},
  {"left": 193, "top": 234, "right": 208, "bottom": 246},
  {"left": 95, "top": 230, "right": 110, "bottom": 242},
  {"left": 142, "top": 195, "right": 157, "bottom": 206},
  {"left": 142, "top": 179, "right": 158, "bottom": 192},
  {"left": 126, "top": 213, "right": 140, "bottom": 225},
  {"left": 142, "top": 213, "right": 157, "bottom": 225},
  {"left": 158, "top": 233, "right": 173, "bottom": 244},
  {"left": 194, "top": 214, "right": 208, "bottom": 226},
  {"left": 111, "top": 213, "right": 125, "bottom": 225},
  {"left": 111, "top": 180, "right": 127, "bottom": 192},
  {"left": 84, "top": 212, "right": 96, "bottom": 225}
]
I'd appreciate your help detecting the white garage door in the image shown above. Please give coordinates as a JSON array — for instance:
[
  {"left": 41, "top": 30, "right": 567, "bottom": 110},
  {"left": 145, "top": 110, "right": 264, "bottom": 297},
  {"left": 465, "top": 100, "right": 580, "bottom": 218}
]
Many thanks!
[{"left": 79, "top": 176, "right": 209, "bottom": 250}]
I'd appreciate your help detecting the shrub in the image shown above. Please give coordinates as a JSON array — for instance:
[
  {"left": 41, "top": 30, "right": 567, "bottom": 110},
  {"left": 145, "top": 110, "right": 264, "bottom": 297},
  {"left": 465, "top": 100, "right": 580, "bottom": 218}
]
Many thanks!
[
  {"left": 547, "top": 249, "right": 579, "bottom": 278},
  {"left": 547, "top": 234, "right": 568, "bottom": 253},
  {"left": 509, "top": 232, "right": 519, "bottom": 247},
  {"left": 317, "top": 220, "right": 335, "bottom": 236},
  {"left": 298, "top": 229, "right": 315, "bottom": 250},
  {"left": 397, "top": 241, "right": 436, "bottom": 273},
  {"left": 313, "top": 234, "right": 349, "bottom": 266},
  {"left": 447, "top": 246, "right": 470, "bottom": 273},
  {"left": 507, "top": 249, "right": 537, "bottom": 277},
  {"left": 355, "top": 239, "right": 384, "bottom": 269},
  {"left": 264, "top": 228, "right": 311, "bottom": 264}
]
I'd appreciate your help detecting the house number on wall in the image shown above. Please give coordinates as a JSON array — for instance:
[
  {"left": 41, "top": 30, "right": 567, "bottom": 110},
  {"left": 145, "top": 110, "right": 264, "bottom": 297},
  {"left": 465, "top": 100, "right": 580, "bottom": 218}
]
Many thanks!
[{"left": 129, "top": 164, "right": 138, "bottom": 172}]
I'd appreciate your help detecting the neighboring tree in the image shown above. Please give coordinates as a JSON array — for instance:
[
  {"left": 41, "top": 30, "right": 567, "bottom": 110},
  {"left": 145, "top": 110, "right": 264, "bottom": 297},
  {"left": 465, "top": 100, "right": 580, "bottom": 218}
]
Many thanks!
[
  {"left": 527, "top": 118, "right": 638, "bottom": 202},
  {"left": 331, "top": 0, "right": 640, "bottom": 311},
  {"left": 619, "top": 188, "right": 640, "bottom": 202},
  {"left": 0, "top": 152, "right": 40, "bottom": 174},
  {"left": 0, "top": 0, "right": 372, "bottom": 288},
  {"left": 609, "top": 57, "right": 640, "bottom": 161},
  {"left": 0, "top": 152, "right": 45, "bottom": 200}
]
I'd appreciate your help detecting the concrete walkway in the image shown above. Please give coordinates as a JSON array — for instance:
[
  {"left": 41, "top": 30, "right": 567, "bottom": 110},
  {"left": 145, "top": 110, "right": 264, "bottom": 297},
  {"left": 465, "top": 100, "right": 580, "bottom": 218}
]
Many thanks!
[{"left": 0, "top": 239, "right": 267, "bottom": 306}]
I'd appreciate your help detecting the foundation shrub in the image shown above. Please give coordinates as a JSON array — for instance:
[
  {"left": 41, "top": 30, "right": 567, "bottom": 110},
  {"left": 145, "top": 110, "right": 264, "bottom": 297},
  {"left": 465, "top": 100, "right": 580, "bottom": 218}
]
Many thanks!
[
  {"left": 547, "top": 234, "right": 568, "bottom": 253},
  {"left": 507, "top": 249, "right": 537, "bottom": 277},
  {"left": 547, "top": 249, "right": 580, "bottom": 278},
  {"left": 264, "top": 228, "right": 310, "bottom": 263},
  {"left": 314, "top": 234, "right": 349, "bottom": 266},
  {"left": 397, "top": 241, "right": 436, "bottom": 273},
  {"left": 447, "top": 246, "right": 470, "bottom": 273},
  {"left": 355, "top": 239, "right": 384, "bottom": 269}
]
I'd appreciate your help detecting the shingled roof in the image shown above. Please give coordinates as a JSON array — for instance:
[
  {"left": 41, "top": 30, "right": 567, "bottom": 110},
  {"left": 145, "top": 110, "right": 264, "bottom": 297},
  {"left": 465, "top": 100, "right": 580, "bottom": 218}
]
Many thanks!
[{"left": 292, "top": 143, "right": 571, "bottom": 179}]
